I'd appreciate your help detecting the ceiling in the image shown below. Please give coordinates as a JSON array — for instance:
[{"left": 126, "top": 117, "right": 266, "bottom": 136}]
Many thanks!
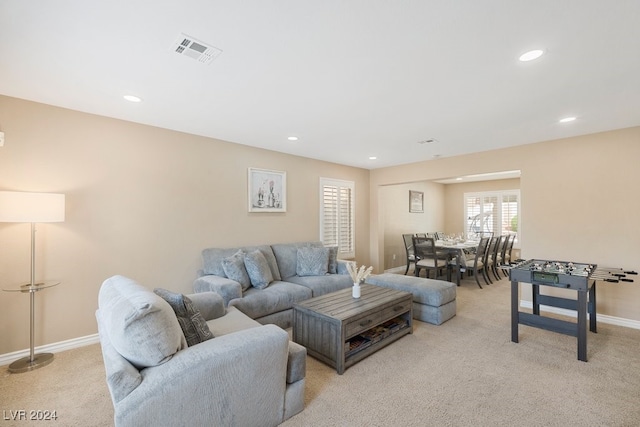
[{"left": 1, "top": 1, "right": 639, "bottom": 170}]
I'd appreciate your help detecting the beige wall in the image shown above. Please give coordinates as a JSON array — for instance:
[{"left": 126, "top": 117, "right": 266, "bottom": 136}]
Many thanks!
[
  {"left": 380, "top": 178, "right": 520, "bottom": 271},
  {"left": 0, "top": 95, "right": 370, "bottom": 355},
  {"left": 379, "top": 181, "right": 445, "bottom": 270},
  {"left": 2, "top": 94, "right": 639, "bottom": 356},
  {"left": 371, "top": 126, "right": 640, "bottom": 321}
]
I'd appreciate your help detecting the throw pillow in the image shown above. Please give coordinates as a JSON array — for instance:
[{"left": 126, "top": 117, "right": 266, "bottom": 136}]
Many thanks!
[
  {"left": 296, "top": 246, "right": 330, "bottom": 277},
  {"left": 222, "top": 249, "right": 251, "bottom": 291},
  {"left": 244, "top": 250, "right": 274, "bottom": 289},
  {"left": 327, "top": 246, "right": 339, "bottom": 274},
  {"left": 154, "top": 288, "right": 214, "bottom": 347}
]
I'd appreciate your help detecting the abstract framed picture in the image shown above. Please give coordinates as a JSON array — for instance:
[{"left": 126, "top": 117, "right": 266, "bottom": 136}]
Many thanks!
[
  {"left": 248, "top": 168, "right": 287, "bottom": 212},
  {"left": 409, "top": 190, "right": 423, "bottom": 213}
]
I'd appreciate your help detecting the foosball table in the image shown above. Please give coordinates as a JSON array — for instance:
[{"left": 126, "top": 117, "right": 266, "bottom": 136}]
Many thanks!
[{"left": 509, "top": 259, "right": 636, "bottom": 362}]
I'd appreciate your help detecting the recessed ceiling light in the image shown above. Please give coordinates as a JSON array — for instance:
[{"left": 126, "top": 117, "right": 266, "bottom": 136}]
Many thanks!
[
  {"left": 287, "top": 136, "right": 299, "bottom": 141},
  {"left": 123, "top": 95, "right": 142, "bottom": 103},
  {"left": 368, "top": 156, "right": 377, "bottom": 160},
  {"left": 418, "top": 138, "right": 437, "bottom": 145},
  {"left": 559, "top": 116, "right": 576, "bottom": 123},
  {"left": 519, "top": 49, "right": 544, "bottom": 62}
]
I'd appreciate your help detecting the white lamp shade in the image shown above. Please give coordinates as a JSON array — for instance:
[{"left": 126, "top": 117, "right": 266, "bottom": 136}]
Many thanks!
[{"left": 0, "top": 191, "right": 65, "bottom": 223}]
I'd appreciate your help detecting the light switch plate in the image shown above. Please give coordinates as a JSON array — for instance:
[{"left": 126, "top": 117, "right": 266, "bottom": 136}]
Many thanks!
[{"left": 0, "top": 131, "right": 4, "bottom": 147}]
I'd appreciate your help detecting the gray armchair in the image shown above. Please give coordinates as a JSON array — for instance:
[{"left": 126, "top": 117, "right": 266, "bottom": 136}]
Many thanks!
[{"left": 96, "top": 275, "right": 306, "bottom": 427}]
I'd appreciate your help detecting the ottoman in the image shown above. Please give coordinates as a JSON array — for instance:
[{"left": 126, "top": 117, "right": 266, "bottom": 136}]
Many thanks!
[{"left": 366, "top": 273, "right": 456, "bottom": 325}]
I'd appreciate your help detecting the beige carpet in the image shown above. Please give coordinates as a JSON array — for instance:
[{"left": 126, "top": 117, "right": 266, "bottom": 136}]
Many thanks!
[{"left": 2, "top": 276, "right": 640, "bottom": 426}]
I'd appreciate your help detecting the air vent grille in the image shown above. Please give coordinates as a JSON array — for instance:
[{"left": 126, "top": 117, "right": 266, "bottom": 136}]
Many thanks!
[{"left": 171, "top": 33, "right": 222, "bottom": 65}]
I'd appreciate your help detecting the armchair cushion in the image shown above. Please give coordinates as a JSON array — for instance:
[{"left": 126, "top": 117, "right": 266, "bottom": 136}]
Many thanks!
[
  {"left": 154, "top": 288, "right": 214, "bottom": 347},
  {"left": 98, "top": 275, "right": 186, "bottom": 369},
  {"left": 245, "top": 250, "right": 274, "bottom": 289},
  {"left": 296, "top": 246, "right": 329, "bottom": 277},
  {"left": 221, "top": 249, "right": 251, "bottom": 291}
]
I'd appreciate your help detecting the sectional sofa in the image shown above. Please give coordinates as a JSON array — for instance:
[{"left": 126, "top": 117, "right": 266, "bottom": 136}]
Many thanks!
[{"left": 193, "top": 241, "right": 353, "bottom": 328}]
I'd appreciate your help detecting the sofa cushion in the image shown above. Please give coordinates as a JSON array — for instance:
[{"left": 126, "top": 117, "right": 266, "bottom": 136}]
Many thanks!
[
  {"left": 202, "top": 245, "right": 281, "bottom": 281},
  {"left": 221, "top": 250, "right": 251, "bottom": 291},
  {"left": 285, "top": 274, "right": 353, "bottom": 297},
  {"left": 228, "top": 281, "right": 312, "bottom": 319},
  {"left": 245, "top": 250, "right": 274, "bottom": 289},
  {"left": 154, "top": 288, "right": 214, "bottom": 347},
  {"left": 98, "top": 275, "right": 186, "bottom": 369},
  {"left": 272, "top": 241, "right": 324, "bottom": 279},
  {"left": 296, "top": 246, "right": 329, "bottom": 277}
]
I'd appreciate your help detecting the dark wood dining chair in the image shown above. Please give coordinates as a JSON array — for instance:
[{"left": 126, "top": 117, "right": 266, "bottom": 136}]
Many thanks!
[
  {"left": 450, "top": 236, "right": 490, "bottom": 289},
  {"left": 402, "top": 233, "right": 416, "bottom": 275},
  {"left": 483, "top": 236, "right": 499, "bottom": 285},
  {"left": 499, "top": 234, "right": 516, "bottom": 276},
  {"left": 490, "top": 235, "right": 508, "bottom": 280},
  {"left": 413, "top": 236, "right": 451, "bottom": 281}
]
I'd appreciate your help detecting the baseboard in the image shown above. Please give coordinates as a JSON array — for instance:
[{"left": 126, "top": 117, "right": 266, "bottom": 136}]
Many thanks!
[
  {"left": 520, "top": 301, "right": 640, "bottom": 330},
  {"left": 0, "top": 333, "right": 100, "bottom": 367}
]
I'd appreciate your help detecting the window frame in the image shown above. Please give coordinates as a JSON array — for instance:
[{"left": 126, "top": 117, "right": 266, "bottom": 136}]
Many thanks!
[
  {"left": 319, "top": 177, "right": 355, "bottom": 259},
  {"left": 463, "top": 189, "right": 520, "bottom": 244}
]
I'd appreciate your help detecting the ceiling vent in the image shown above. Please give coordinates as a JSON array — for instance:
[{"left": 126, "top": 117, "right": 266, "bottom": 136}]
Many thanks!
[{"left": 171, "top": 33, "right": 222, "bottom": 65}]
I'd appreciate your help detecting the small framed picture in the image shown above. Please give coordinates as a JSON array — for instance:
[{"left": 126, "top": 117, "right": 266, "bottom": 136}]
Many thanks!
[
  {"left": 409, "top": 190, "right": 423, "bottom": 213},
  {"left": 248, "top": 168, "right": 287, "bottom": 212}
]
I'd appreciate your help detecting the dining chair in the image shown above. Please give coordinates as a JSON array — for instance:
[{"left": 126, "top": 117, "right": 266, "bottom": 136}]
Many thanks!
[
  {"left": 499, "top": 234, "right": 516, "bottom": 276},
  {"left": 482, "top": 236, "right": 500, "bottom": 285},
  {"left": 402, "top": 233, "right": 417, "bottom": 275},
  {"left": 490, "top": 235, "right": 508, "bottom": 280},
  {"left": 450, "top": 236, "right": 490, "bottom": 289},
  {"left": 413, "top": 236, "right": 451, "bottom": 281}
]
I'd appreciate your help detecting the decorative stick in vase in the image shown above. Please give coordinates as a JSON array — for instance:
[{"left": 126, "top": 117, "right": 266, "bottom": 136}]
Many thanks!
[{"left": 346, "top": 262, "right": 373, "bottom": 298}]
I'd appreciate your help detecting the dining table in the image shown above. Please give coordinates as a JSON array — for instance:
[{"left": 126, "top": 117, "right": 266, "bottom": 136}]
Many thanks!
[{"left": 434, "top": 240, "right": 480, "bottom": 285}]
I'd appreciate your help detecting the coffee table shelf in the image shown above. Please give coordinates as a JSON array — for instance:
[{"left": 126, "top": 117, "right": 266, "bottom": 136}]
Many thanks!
[{"left": 292, "top": 284, "right": 413, "bottom": 374}]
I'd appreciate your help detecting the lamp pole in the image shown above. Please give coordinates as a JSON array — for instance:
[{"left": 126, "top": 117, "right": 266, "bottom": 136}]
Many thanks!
[
  {"left": 8, "top": 223, "right": 55, "bottom": 372},
  {"left": 0, "top": 191, "right": 64, "bottom": 373}
]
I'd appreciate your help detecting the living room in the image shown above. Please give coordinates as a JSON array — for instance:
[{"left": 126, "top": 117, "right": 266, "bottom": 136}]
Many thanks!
[{"left": 2, "top": 2, "right": 640, "bottom": 426}]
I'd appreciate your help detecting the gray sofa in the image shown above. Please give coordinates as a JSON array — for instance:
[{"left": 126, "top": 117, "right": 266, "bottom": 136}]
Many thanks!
[
  {"left": 97, "top": 275, "right": 306, "bottom": 427},
  {"left": 193, "top": 241, "right": 353, "bottom": 328}
]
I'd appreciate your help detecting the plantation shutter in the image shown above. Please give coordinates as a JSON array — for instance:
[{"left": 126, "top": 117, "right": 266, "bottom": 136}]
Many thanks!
[
  {"left": 464, "top": 190, "right": 520, "bottom": 241},
  {"left": 320, "top": 178, "right": 355, "bottom": 258}
]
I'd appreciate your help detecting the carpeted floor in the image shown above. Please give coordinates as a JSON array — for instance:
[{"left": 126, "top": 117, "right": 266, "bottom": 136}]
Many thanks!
[{"left": 2, "top": 276, "right": 640, "bottom": 426}]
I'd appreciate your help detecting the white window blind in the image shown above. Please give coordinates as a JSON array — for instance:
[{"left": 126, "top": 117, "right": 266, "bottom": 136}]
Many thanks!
[
  {"left": 464, "top": 190, "right": 520, "bottom": 241},
  {"left": 320, "top": 178, "right": 355, "bottom": 258}
]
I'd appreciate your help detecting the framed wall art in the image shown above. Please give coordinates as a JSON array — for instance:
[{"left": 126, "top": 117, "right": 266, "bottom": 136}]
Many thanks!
[
  {"left": 248, "top": 167, "right": 287, "bottom": 212},
  {"left": 409, "top": 190, "right": 423, "bottom": 213}
]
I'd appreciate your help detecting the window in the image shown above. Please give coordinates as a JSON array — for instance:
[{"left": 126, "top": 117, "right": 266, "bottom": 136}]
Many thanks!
[
  {"left": 464, "top": 190, "right": 520, "bottom": 241},
  {"left": 320, "top": 178, "right": 355, "bottom": 258}
]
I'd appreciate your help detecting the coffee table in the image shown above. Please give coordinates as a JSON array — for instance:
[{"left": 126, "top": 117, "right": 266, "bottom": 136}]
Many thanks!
[{"left": 292, "top": 284, "right": 413, "bottom": 374}]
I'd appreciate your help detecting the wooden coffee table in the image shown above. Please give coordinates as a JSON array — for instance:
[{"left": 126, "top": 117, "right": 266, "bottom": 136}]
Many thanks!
[{"left": 292, "top": 284, "right": 413, "bottom": 374}]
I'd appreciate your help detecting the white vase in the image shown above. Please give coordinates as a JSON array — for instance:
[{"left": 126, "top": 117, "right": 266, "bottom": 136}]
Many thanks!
[{"left": 352, "top": 283, "right": 361, "bottom": 298}]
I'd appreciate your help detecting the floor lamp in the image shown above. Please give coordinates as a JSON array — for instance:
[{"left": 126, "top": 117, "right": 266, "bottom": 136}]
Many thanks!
[{"left": 0, "top": 191, "right": 65, "bottom": 373}]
